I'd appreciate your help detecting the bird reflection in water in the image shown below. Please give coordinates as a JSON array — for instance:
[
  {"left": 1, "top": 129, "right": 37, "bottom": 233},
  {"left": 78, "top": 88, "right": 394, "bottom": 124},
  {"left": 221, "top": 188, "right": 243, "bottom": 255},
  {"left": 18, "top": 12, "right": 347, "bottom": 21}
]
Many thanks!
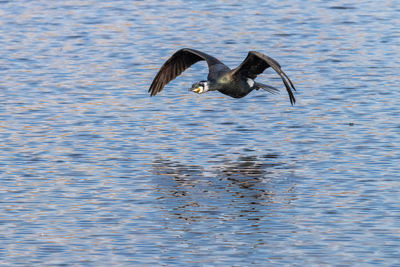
[
  {"left": 220, "top": 154, "right": 280, "bottom": 188},
  {"left": 151, "top": 153, "right": 295, "bottom": 222}
]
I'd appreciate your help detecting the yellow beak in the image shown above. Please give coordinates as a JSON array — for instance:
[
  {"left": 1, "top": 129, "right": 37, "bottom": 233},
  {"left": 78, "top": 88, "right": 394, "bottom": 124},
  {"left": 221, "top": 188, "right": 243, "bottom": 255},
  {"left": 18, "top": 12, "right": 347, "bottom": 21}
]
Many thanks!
[{"left": 193, "top": 87, "right": 201, "bottom": 94}]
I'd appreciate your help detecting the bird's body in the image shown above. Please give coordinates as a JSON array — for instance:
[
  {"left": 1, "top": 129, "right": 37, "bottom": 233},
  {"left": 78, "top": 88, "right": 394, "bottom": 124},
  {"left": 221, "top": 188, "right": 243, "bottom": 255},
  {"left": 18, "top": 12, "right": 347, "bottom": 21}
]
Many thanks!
[{"left": 149, "top": 48, "right": 296, "bottom": 105}]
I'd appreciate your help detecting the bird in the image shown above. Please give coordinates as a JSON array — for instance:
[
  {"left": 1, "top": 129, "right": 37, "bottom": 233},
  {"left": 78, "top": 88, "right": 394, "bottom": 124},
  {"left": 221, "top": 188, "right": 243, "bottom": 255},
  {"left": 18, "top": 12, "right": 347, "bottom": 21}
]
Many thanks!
[{"left": 148, "top": 48, "right": 296, "bottom": 105}]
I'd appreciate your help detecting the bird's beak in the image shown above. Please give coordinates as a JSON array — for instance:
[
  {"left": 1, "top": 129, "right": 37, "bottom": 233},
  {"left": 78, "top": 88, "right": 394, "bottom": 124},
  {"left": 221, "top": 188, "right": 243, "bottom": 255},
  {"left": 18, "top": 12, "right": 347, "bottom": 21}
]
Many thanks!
[{"left": 192, "top": 87, "right": 201, "bottom": 94}]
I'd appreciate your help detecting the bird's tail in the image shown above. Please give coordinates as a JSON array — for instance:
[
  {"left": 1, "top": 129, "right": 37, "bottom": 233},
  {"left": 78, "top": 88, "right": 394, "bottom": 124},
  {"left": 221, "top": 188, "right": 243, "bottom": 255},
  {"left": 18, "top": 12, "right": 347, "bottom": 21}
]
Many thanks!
[{"left": 254, "top": 82, "right": 280, "bottom": 95}]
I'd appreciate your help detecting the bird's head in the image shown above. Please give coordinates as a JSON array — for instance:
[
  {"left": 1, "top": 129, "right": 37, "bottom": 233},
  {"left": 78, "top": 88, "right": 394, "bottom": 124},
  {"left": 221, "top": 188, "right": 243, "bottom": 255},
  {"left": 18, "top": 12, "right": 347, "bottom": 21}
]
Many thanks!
[{"left": 190, "top": 81, "right": 209, "bottom": 94}]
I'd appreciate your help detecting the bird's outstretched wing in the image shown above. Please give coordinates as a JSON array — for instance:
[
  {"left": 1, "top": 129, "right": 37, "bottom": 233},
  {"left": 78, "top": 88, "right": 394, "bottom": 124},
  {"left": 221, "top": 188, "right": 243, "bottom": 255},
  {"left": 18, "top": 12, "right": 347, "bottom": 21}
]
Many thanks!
[
  {"left": 232, "top": 51, "right": 296, "bottom": 105},
  {"left": 149, "top": 48, "right": 223, "bottom": 96}
]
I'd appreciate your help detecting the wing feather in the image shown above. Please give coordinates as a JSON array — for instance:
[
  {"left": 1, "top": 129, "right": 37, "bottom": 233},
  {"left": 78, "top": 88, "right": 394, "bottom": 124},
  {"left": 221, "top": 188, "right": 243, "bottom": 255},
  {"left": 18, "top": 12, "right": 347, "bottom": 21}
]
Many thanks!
[
  {"left": 148, "top": 48, "right": 223, "bottom": 96},
  {"left": 232, "top": 51, "right": 296, "bottom": 105}
]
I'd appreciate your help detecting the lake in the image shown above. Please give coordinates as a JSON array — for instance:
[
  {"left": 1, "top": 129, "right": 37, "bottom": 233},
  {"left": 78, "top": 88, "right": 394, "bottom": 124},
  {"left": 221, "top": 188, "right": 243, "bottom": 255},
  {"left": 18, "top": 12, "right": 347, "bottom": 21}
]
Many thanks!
[{"left": 1, "top": 0, "right": 399, "bottom": 265}]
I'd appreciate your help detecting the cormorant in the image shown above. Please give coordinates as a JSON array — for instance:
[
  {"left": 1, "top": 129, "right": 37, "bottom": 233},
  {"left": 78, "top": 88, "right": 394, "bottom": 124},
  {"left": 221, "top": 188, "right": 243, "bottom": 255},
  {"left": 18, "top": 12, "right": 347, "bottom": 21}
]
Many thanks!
[{"left": 149, "top": 48, "right": 296, "bottom": 105}]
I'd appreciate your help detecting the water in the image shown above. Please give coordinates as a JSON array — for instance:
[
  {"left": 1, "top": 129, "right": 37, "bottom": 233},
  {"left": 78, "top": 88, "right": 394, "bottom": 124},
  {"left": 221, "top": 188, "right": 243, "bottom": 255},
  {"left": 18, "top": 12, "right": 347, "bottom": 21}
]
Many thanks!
[{"left": 1, "top": 0, "right": 399, "bottom": 265}]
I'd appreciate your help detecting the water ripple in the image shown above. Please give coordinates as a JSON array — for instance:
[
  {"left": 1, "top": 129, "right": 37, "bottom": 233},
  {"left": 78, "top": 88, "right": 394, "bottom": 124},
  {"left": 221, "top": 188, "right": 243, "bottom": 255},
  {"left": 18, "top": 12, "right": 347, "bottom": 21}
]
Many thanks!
[{"left": 1, "top": 0, "right": 400, "bottom": 265}]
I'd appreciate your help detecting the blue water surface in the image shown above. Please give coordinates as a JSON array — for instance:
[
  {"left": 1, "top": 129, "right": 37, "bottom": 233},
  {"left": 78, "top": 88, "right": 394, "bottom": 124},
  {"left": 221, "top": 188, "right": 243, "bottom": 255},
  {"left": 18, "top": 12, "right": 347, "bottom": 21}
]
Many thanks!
[{"left": 0, "top": 0, "right": 399, "bottom": 265}]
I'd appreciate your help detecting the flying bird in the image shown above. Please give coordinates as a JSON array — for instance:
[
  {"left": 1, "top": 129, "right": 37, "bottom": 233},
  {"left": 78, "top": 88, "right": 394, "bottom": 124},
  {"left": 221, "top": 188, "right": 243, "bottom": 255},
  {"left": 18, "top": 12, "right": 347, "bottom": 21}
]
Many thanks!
[{"left": 148, "top": 48, "right": 296, "bottom": 105}]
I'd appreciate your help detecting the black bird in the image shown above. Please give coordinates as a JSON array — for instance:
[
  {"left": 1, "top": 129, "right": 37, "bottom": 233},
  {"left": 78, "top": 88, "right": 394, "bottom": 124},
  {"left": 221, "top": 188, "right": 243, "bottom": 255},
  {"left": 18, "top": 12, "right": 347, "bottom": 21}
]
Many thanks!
[{"left": 149, "top": 48, "right": 296, "bottom": 105}]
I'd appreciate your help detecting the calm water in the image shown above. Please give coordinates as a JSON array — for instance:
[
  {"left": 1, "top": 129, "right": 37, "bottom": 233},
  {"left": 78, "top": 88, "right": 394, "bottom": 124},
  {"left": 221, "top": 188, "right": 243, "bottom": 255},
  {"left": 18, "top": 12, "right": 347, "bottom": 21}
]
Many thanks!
[{"left": 1, "top": 0, "right": 400, "bottom": 265}]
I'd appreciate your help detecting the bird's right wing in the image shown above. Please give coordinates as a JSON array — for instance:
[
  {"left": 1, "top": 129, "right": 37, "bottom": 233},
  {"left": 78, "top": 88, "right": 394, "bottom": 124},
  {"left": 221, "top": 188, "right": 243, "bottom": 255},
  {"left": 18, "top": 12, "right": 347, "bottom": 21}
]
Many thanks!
[{"left": 148, "top": 48, "right": 223, "bottom": 96}]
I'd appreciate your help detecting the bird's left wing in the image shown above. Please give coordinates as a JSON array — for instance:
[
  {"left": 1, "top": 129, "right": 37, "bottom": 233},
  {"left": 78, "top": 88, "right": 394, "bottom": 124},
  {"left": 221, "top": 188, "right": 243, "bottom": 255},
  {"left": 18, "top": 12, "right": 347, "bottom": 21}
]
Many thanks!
[
  {"left": 232, "top": 51, "right": 296, "bottom": 105},
  {"left": 149, "top": 48, "right": 223, "bottom": 96}
]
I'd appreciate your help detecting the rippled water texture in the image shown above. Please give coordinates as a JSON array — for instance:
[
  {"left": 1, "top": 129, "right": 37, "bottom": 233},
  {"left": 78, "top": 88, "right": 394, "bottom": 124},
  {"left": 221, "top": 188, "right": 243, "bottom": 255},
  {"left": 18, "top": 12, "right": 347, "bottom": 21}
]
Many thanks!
[{"left": 1, "top": 0, "right": 400, "bottom": 265}]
